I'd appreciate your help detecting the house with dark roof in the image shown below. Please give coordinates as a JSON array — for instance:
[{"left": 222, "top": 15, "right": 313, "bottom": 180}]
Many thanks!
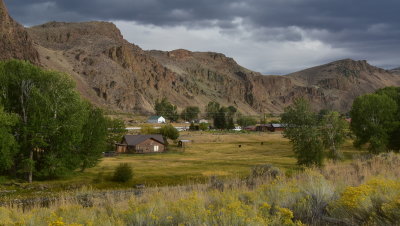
[
  {"left": 256, "top": 123, "right": 286, "bottom": 132},
  {"left": 116, "top": 135, "right": 166, "bottom": 154}
]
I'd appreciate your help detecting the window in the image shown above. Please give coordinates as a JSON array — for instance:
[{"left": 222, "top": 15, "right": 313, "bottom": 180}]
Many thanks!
[{"left": 154, "top": 145, "right": 159, "bottom": 152}]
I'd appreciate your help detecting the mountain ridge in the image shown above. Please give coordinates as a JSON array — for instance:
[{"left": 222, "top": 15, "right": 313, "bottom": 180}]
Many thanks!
[{"left": 1, "top": 0, "right": 399, "bottom": 115}]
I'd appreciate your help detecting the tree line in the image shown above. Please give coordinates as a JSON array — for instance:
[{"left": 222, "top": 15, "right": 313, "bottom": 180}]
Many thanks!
[
  {"left": 282, "top": 87, "right": 400, "bottom": 167},
  {"left": 155, "top": 98, "right": 242, "bottom": 130},
  {"left": 0, "top": 60, "right": 125, "bottom": 182}
]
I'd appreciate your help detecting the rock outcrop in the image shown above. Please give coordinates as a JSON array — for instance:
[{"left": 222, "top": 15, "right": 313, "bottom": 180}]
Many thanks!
[
  {"left": 0, "top": 0, "right": 39, "bottom": 63},
  {"left": 391, "top": 67, "right": 400, "bottom": 75}
]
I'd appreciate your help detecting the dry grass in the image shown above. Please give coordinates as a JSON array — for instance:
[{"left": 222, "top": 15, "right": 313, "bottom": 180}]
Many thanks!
[
  {"left": 0, "top": 132, "right": 364, "bottom": 201},
  {"left": 2, "top": 153, "right": 400, "bottom": 226},
  {"left": 77, "top": 132, "right": 361, "bottom": 188}
]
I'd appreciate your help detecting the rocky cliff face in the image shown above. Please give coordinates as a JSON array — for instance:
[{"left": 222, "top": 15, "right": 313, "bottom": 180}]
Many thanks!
[
  {"left": 391, "top": 67, "right": 400, "bottom": 75},
  {"left": 1, "top": 0, "right": 399, "bottom": 115},
  {"left": 0, "top": 0, "right": 39, "bottom": 63},
  {"left": 27, "top": 21, "right": 400, "bottom": 114}
]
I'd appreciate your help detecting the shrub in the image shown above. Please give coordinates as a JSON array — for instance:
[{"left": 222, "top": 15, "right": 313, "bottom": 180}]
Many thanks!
[
  {"left": 112, "top": 163, "right": 133, "bottom": 183},
  {"left": 251, "top": 164, "right": 281, "bottom": 179},
  {"left": 329, "top": 178, "right": 400, "bottom": 225}
]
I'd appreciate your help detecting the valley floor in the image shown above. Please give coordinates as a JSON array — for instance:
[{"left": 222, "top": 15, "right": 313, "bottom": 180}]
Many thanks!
[{"left": 1, "top": 132, "right": 362, "bottom": 200}]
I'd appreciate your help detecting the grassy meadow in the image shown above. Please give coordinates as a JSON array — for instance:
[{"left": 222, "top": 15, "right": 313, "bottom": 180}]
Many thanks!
[
  {"left": 1, "top": 131, "right": 364, "bottom": 201},
  {"left": 75, "top": 131, "right": 362, "bottom": 187}
]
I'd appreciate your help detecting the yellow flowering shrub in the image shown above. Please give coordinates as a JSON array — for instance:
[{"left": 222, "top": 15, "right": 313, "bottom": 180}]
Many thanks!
[{"left": 329, "top": 178, "right": 400, "bottom": 224}]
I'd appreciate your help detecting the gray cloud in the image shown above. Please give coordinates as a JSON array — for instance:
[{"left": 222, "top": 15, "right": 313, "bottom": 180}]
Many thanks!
[{"left": 4, "top": 0, "right": 400, "bottom": 73}]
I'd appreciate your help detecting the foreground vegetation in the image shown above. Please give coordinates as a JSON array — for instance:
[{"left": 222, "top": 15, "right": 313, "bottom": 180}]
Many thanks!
[{"left": 1, "top": 153, "right": 400, "bottom": 225}]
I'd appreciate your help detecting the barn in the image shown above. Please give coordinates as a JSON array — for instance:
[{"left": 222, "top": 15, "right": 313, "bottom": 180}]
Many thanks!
[{"left": 116, "top": 135, "right": 166, "bottom": 154}]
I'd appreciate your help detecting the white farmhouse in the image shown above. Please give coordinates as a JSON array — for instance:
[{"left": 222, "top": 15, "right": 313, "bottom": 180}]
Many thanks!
[{"left": 147, "top": 116, "right": 166, "bottom": 124}]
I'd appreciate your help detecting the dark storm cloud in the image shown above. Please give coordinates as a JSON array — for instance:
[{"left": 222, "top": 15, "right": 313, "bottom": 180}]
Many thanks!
[{"left": 4, "top": 0, "right": 400, "bottom": 72}]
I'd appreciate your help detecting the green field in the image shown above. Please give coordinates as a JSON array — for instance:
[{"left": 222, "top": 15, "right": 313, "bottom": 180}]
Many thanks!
[
  {"left": 0, "top": 131, "right": 365, "bottom": 200},
  {"left": 73, "top": 131, "right": 363, "bottom": 187}
]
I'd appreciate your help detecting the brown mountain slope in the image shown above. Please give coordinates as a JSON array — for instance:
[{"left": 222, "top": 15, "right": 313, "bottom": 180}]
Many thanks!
[
  {"left": 27, "top": 21, "right": 400, "bottom": 114},
  {"left": 391, "top": 67, "right": 400, "bottom": 75},
  {"left": 28, "top": 22, "right": 225, "bottom": 114},
  {"left": 1, "top": 0, "right": 398, "bottom": 115},
  {"left": 0, "top": 0, "right": 39, "bottom": 63},
  {"left": 149, "top": 51, "right": 400, "bottom": 113},
  {"left": 288, "top": 59, "right": 400, "bottom": 110}
]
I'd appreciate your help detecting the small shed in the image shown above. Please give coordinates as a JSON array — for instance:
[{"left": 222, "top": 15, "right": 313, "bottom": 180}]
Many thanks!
[
  {"left": 116, "top": 134, "right": 166, "bottom": 154},
  {"left": 178, "top": 140, "right": 192, "bottom": 148},
  {"left": 147, "top": 116, "right": 166, "bottom": 124}
]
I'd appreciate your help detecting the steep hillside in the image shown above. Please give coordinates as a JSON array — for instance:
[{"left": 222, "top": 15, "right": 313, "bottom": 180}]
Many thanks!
[
  {"left": 1, "top": 0, "right": 399, "bottom": 115},
  {"left": 288, "top": 59, "right": 400, "bottom": 110},
  {"left": 28, "top": 22, "right": 204, "bottom": 114},
  {"left": 27, "top": 21, "right": 400, "bottom": 114},
  {"left": 0, "top": 0, "right": 39, "bottom": 63},
  {"left": 391, "top": 67, "right": 400, "bottom": 75}
]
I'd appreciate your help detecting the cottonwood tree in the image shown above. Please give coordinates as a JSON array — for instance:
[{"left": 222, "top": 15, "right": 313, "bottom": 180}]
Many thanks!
[
  {"left": 281, "top": 99, "right": 324, "bottom": 166},
  {"left": 159, "top": 124, "right": 179, "bottom": 141},
  {"left": 180, "top": 106, "right": 200, "bottom": 122},
  {"left": 154, "top": 98, "right": 179, "bottom": 122},
  {"left": 0, "top": 60, "right": 108, "bottom": 181},
  {"left": 78, "top": 105, "right": 108, "bottom": 172},
  {"left": 320, "top": 111, "right": 348, "bottom": 161},
  {"left": 237, "top": 115, "right": 257, "bottom": 127},
  {"left": 205, "top": 101, "right": 220, "bottom": 119},
  {"left": 106, "top": 118, "right": 127, "bottom": 150},
  {"left": 0, "top": 106, "right": 18, "bottom": 174},
  {"left": 350, "top": 91, "right": 398, "bottom": 154}
]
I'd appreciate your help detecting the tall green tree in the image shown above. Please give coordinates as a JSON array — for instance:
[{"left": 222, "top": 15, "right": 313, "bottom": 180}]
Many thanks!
[
  {"left": 78, "top": 105, "right": 108, "bottom": 172},
  {"left": 375, "top": 87, "right": 400, "bottom": 151},
  {"left": 320, "top": 111, "right": 348, "bottom": 161},
  {"left": 180, "top": 106, "right": 200, "bottom": 122},
  {"left": 214, "top": 107, "right": 227, "bottom": 129},
  {"left": 237, "top": 115, "right": 257, "bottom": 128},
  {"left": 159, "top": 124, "right": 179, "bottom": 141},
  {"left": 281, "top": 99, "right": 324, "bottom": 166},
  {"left": 0, "top": 60, "right": 108, "bottom": 181},
  {"left": 205, "top": 101, "right": 220, "bottom": 119},
  {"left": 106, "top": 118, "right": 127, "bottom": 150},
  {"left": 350, "top": 93, "right": 397, "bottom": 154},
  {"left": 0, "top": 106, "right": 18, "bottom": 173},
  {"left": 154, "top": 98, "right": 179, "bottom": 122}
]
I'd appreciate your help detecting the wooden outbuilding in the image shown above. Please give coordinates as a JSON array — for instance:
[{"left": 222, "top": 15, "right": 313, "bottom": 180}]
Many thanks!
[{"left": 116, "top": 135, "right": 166, "bottom": 154}]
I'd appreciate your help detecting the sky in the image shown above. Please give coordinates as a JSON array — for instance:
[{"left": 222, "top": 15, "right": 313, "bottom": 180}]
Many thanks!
[{"left": 5, "top": 0, "right": 400, "bottom": 74}]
